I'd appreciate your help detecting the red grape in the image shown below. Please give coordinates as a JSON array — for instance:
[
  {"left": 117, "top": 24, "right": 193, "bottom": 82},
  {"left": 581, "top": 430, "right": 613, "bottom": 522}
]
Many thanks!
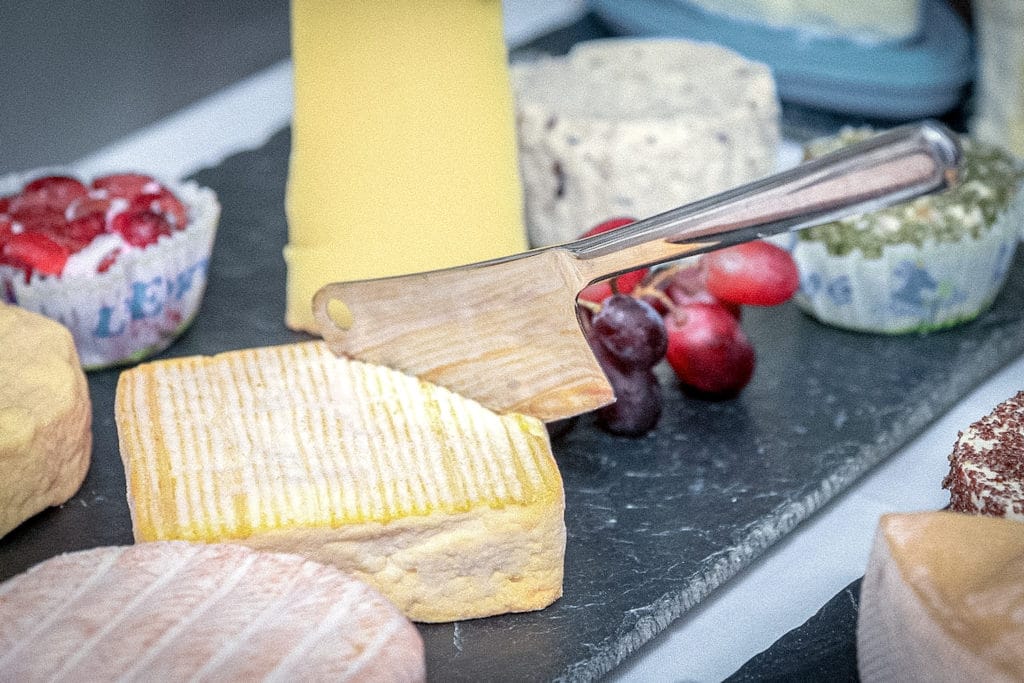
[
  {"left": 665, "top": 302, "right": 755, "bottom": 398},
  {"left": 585, "top": 294, "right": 666, "bottom": 435},
  {"left": 663, "top": 264, "right": 741, "bottom": 319},
  {"left": 703, "top": 240, "right": 798, "bottom": 307},
  {"left": 591, "top": 294, "right": 667, "bottom": 371},
  {"left": 597, "top": 362, "right": 662, "bottom": 437}
]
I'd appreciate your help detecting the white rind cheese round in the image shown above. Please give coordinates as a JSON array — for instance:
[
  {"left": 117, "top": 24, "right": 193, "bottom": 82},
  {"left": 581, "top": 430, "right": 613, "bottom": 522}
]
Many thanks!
[
  {"left": 0, "top": 302, "right": 91, "bottom": 538},
  {"left": 511, "top": 38, "right": 780, "bottom": 247},
  {"left": 115, "top": 341, "right": 566, "bottom": 623},
  {"left": 857, "top": 511, "right": 1024, "bottom": 682},
  {"left": 0, "top": 542, "right": 426, "bottom": 681}
]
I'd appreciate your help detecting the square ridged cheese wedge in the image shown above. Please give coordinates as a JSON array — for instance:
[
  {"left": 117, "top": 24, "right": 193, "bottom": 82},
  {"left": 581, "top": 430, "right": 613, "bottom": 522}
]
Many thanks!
[{"left": 114, "top": 341, "right": 565, "bottom": 622}]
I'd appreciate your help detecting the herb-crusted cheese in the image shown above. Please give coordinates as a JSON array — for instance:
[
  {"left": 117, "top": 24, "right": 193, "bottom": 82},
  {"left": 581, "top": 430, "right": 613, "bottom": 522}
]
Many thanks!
[{"left": 799, "top": 128, "right": 1024, "bottom": 258}]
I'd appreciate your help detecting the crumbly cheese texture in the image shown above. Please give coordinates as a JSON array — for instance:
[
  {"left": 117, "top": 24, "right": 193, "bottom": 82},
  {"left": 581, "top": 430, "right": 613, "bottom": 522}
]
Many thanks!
[
  {"left": 943, "top": 391, "right": 1024, "bottom": 520},
  {"left": 801, "top": 128, "right": 1024, "bottom": 258},
  {"left": 857, "top": 512, "right": 1024, "bottom": 682},
  {"left": 685, "top": 0, "right": 921, "bottom": 42},
  {"left": 114, "top": 341, "right": 565, "bottom": 622},
  {"left": 0, "top": 542, "right": 425, "bottom": 681},
  {"left": 512, "top": 38, "right": 780, "bottom": 247},
  {"left": 0, "top": 303, "right": 91, "bottom": 538},
  {"left": 284, "top": 0, "right": 527, "bottom": 334}
]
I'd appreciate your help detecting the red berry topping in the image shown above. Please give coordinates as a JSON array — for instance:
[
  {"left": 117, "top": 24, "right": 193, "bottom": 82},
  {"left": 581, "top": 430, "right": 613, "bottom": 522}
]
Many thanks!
[
  {"left": 0, "top": 195, "right": 11, "bottom": 214},
  {"left": 11, "top": 205, "right": 65, "bottom": 234},
  {"left": 129, "top": 188, "right": 187, "bottom": 228},
  {"left": 92, "top": 173, "right": 159, "bottom": 199},
  {"left": 665, "top": 302, "right": 755, "bottom": 398},
  {"left": 62, "top": 213, "right": 107, "bottom": 251},
  {"left": 66, "top": 195, "right": 113, "bottom": 222},
  {"left": 13, "top": 175, "right": 89, "bottom": 213},
  {"left": 702, "top": 240, "right": 799, "bottom": 307},
  {"left": 578, "top": 217, "right": 647, "bottom": 304},
  {"left": 1, "top": 231, "right": 69, "bottom": 277},
  {"left": 0, "top": 215, "right": 13, "bottom": 244},
  {"left": 112, "top": 210, "right": 172, "bottom": 247}
]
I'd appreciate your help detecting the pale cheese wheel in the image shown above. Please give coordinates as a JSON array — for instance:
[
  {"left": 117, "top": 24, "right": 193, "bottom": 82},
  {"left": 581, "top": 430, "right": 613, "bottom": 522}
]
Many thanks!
[
  {"left": 857, "top": 511, "right": 1024, "bottom": 682},
  {"left": 0, "top": 302, "right": 91, "bottom": 538},
  {"left": 512, "top": 38, "right": 780, "bottom": 247},
  {"left": 0, "top": 542, "right": 425, "bottom": 681}
]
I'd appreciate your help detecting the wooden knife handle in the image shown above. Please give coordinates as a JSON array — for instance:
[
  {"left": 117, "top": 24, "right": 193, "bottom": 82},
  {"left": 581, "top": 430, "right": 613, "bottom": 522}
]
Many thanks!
[{"left": 567, "top": 121, "right": 962, "bottom": 285}]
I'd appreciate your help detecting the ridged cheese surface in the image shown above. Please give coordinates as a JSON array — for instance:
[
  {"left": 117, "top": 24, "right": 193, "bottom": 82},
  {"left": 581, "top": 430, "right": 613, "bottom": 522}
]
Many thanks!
[
  {"left": 116, "top": 342, "right": 559, "bottom": 543},
  {"left": 0, "top": 542, "right": 425, "bottom": 681}
]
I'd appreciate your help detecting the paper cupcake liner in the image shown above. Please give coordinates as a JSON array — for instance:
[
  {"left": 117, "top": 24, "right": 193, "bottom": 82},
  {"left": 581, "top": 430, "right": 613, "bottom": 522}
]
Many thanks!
[
  {"left": 779, "top": 186, "right": 1024, "bottom": 335},
  {"left": 1, "top": 171, "right": 219, "bottom": 369}
]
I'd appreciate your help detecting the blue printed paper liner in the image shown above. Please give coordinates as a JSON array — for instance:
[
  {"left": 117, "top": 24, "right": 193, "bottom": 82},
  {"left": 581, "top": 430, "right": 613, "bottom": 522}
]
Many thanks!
[
  {"left": 0, "top": 173, "right": 219, "bottom": 369},
  {"left": 776, "top": 188, "right": 1024, "bottom": 335}
]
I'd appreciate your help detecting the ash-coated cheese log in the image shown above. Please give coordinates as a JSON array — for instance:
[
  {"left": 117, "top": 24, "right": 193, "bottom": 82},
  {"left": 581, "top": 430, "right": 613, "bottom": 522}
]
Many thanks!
[
  {"left": 115, "top": 341, "right": 565, "bottom": 622},
  {"left": 0, "top": 542, "right": 425, "bottom": 681},
  {"left": 512, "top": 38, "right": 780, "bottom": 247},
  {"left": 0, "top": 302, "right": 91, "bottom": 538}
]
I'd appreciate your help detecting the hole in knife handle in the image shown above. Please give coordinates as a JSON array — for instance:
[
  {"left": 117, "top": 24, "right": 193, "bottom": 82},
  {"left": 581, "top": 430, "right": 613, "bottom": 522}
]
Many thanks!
[{"left": 326, "top": 298, "right": 353, "bottom": 331}]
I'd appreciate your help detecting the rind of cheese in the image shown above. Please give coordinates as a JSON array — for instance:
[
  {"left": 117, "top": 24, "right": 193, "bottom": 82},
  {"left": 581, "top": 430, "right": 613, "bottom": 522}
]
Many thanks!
[
  {"left": 857, "top": 511, "right": 1024, "bottom": 682},
  {"left": 115, "top": 341, "right": 565, "bottom": 622},
  {"left": 512, "top": 38, "right": 780, "bottom": 247},
  {"left": 284, "top": 0, "right": 528, "bottom": 334},
  {"left": 0, "top": 303, "right": 91, "bottom": 538},
  {"left": 0, "top": 542, "right": 425, "bottom": 681}
]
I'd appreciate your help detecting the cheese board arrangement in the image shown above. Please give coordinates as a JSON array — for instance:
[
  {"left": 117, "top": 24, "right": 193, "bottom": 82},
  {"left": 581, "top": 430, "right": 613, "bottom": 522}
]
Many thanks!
[{"left": 3, "top": 127, "right": 1024, "bottom": 680}]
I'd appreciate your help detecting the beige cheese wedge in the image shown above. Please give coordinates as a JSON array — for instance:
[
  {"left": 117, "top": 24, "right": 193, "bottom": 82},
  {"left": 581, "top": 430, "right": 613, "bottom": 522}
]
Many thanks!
[
  {"left": 0, "top": 303, "right": 91, "bottom": 538},
  {"left": 115, "top": 341, "right": 565, "bottom": 622},
  {"left": 0, "top": 542, "right": 425, "bottom": 681},
  {"left": 858, "top": 511, "right": 1024, "bottom": 682}
]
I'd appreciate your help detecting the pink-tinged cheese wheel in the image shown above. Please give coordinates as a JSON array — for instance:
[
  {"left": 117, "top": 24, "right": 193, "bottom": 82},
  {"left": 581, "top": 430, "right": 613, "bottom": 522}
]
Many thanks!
[
  {"left": 857, "top": 511, "right": 1024, "bottom": 682},
  {"left": 0, "top": 542, "right": 425, "bottom": 682}
]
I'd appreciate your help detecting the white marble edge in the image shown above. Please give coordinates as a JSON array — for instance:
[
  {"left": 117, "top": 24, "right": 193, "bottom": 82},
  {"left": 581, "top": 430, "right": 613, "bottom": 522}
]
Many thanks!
[{"left": 66, "top": 2, "right": 1023, "bottom": 681}]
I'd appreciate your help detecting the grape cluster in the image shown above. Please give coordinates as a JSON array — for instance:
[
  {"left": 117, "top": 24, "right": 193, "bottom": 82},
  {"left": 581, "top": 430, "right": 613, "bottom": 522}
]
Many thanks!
[{"left": 578, "top": 217, "right": 799, "bottom": 436}]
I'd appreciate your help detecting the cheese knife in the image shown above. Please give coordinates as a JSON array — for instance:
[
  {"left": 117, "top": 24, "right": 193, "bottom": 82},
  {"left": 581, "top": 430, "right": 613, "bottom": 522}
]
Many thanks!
[{"left": 313, "top": 121, "right": 962, "bottom": 422}]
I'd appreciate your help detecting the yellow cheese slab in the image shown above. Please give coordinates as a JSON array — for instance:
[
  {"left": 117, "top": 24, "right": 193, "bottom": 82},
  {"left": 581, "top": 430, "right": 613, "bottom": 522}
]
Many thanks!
[{"left": 285, "top": 0, "right": 528, "bottom": 333}]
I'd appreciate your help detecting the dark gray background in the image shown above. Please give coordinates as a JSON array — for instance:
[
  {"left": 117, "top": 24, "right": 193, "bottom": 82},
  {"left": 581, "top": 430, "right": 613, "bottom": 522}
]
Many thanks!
[{"left": 0, "top": 1, "right": 290, "bottom": 176}]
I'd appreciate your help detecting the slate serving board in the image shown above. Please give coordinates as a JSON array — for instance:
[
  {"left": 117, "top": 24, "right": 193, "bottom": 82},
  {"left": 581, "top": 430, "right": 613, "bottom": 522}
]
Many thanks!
[
  {"left": 726, "top": 579, "right": 862, "bottom": 681},
  {"left": 2, "top": 128, "right": 1024, "bottom": 682}
]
